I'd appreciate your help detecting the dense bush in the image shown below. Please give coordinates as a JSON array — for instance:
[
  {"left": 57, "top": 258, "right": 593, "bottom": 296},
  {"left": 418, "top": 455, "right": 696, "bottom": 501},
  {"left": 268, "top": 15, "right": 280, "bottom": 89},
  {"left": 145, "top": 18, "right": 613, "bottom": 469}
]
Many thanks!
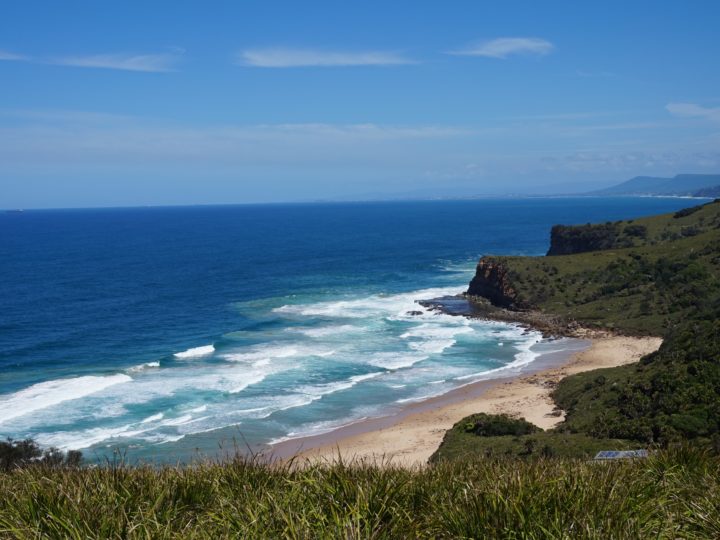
[
  {"left": 554, "top": 320, "right": 720, "bottom": 445},
  {"left": 0, "top": 439, "right": 82, "bottom": 472},
  {"left": 462, "top": 413, "right": 539, "bottom": 437},
  {"left": 674, "top": 204, "right": 704, "bottom": 219},
  {"left": 624, "top": 224, "right": 647, "bottom": 238}
]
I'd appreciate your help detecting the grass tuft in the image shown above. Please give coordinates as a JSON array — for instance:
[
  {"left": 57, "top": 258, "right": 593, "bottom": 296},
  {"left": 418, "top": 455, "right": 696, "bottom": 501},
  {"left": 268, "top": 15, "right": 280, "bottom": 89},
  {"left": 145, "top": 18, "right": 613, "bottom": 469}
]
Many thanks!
[{"left": 0, "top": 449, "right": 718, "bottom": 538}]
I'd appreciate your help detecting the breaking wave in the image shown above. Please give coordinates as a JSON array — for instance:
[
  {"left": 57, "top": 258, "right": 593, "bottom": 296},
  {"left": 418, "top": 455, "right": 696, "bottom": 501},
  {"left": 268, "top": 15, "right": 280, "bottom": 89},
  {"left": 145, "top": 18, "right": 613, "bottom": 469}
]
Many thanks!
[
  {"left": 174, "top": 345, "right": 215, "bottom": 359},
  {"left": 0, "top": 374, "right": 132, "bottom": 425}
]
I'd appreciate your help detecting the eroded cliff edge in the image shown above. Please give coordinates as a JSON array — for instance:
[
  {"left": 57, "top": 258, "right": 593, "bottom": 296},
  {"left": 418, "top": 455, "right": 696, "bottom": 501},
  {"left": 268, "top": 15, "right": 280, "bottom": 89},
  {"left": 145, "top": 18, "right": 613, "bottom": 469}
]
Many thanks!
[{"left": 466, "top": 258, "right": 528, "bottom": 310}]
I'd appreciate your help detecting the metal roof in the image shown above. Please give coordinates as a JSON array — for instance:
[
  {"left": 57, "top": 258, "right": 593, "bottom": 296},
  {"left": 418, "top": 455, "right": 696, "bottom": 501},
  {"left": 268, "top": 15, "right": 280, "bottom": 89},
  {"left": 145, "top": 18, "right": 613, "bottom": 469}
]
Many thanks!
[{"left": 594, "top": 450, "right": 649, "bottom": 460}]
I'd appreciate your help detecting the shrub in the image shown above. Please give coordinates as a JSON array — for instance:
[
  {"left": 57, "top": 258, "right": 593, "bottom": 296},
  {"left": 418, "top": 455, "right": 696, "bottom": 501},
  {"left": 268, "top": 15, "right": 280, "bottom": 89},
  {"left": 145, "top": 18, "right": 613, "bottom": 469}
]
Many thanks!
[
  {"left": 674, "top": 205, "right": 704, "bottom": 219},
  {"left": 624, "top": 224, "right": 647, "bottom": 238},
  {"left": 463, "top": 414, "right": 539, "bottom": 437},
  {"left": 0, "top": 438, "right": 82, "bottom": 471}
]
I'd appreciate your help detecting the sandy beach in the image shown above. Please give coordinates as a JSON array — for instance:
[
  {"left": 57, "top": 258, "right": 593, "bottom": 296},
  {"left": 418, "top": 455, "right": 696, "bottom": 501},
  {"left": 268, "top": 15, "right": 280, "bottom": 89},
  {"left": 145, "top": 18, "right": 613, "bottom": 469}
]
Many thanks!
[{"left": 276, "top": 334, "right": 662, "bottom": 467}]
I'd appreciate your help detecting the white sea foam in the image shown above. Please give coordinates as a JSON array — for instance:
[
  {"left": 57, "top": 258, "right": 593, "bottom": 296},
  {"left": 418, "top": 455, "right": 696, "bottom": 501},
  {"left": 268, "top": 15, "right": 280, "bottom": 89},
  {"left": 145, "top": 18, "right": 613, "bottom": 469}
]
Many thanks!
[
  {"left": 190, "top": 405, "right": 208, "bottom": 413},
  {"left": 273, "top": 286, "right": 463, "bottom": 320},
  {"left": 399, "top": 324, "right": 471, "bottom": 340},
  {"left": 174, "top": 345, "right": 215, "bottom": 359},
  {"left": 294, "top": 372, "right": 384, "bottom": 399},
  {"left": 140, "top": 413, "right": 164, "bottom": 424},
  {"left": 158, "top": 414, "right": 193, "bottom": 427},
  {"left": 408, "top": 339, "right": 456, "bottom": 354},
  {"left": 226, "top": 370, "right": 270, "bottom": 394},
  {"left": 350, "top": 372, "right": 384, "bottom": 383},
  {"left": 94, "top": 403, "right": 128, "bottom": 419},
  {"left": 231, "top": 393, "right": 329, "bottom": 420},
  {"left": 127, "top": 361, "right": 160, "bottom": 373},
  {"left": 400, "top": 323, "right": 473, "bottom": 354},
  {"left": 367, "top": 352, "right": 428, "bottom": 370},
  {"left": 37, "top": 424, "right": 149, "bottom": 451},
  {"left": 454, "top": 333, "right": 544, "bottom": 382},
  {"left": 291, "top": 324, "right": 360, "bottom": 338},
  {"left": 269, "top": 416, "right": 370, "bottom": 445},
  {"left": 0, "top": 374, "right": 132, "bottom": 425},
  {"left": 396, "top": 391, "right": 446, "bottom": 404},
  {"left": 233, "top": 406, "right": 272, "bottom": 416},
  {"left": 276, "top": 395, "right": 319, "bottom": 412},
  {"left": 222, "top": 344, "right": 335, "bottom": 363}
]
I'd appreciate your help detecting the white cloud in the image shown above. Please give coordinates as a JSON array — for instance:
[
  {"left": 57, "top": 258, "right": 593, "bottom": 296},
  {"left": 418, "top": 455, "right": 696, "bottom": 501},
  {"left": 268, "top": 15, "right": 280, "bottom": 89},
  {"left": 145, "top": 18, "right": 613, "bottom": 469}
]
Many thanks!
[
  {"left": 0, "top": 50, "right": 29, "bottom": 61},
  {"left": 238, "top": 48, "right": 416, "bottom": 67},
  {"left": 450, "top": 37, "right": 554, "bottom": 59},
  {"left": 0, "top": 49, "right": 181, "bottom": 72},
  {"left": 53, "top": 53, "right": 180, "bottom": 72},
  {"left": 666, "top": 102, "right": 720, "bottom": 122}
]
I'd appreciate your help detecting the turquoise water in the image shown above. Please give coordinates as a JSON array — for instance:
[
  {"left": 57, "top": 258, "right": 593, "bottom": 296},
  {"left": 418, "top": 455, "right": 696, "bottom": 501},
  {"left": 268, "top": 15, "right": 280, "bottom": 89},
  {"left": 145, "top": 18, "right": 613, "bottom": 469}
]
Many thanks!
[{"left": 0, "top": 197, "right": 701, "bottom": 461}]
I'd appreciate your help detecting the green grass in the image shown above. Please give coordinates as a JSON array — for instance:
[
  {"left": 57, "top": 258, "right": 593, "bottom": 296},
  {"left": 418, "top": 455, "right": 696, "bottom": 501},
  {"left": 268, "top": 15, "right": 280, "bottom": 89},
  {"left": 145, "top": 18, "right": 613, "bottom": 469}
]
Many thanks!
[{"left": 1, "top": 448, "right": 719, "bottom": 538}]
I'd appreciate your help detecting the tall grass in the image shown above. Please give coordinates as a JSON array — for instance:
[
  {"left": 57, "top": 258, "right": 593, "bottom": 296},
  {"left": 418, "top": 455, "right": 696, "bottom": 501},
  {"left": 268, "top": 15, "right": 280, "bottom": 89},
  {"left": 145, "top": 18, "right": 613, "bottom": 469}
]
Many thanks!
[{"left": 0, "top": 447, "right": 717, "bottom": 538}]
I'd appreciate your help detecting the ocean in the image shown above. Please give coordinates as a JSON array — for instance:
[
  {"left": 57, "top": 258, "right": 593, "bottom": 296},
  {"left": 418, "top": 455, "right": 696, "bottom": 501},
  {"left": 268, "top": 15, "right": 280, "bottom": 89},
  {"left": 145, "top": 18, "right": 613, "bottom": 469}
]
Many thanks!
[{"left": 0, "top": 197, "right": 700, "bottom": 462}]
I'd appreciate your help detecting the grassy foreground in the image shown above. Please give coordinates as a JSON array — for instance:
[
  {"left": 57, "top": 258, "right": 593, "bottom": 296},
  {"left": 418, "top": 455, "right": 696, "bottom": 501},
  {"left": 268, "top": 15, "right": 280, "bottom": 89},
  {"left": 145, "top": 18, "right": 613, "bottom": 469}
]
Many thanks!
[{"left": 0, "top": 449, "right": 718, "bottom": 539}]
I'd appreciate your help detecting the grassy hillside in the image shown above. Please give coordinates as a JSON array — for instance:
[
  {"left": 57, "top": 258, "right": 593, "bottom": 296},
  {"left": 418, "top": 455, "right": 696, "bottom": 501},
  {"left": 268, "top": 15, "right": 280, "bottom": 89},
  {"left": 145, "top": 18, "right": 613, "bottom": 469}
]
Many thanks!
[
  {"left": 484, "top": 200, "right": 720, "bottom": 335},
  {"left": 1, "top": 449, "right": 719, "bottom": 538}
]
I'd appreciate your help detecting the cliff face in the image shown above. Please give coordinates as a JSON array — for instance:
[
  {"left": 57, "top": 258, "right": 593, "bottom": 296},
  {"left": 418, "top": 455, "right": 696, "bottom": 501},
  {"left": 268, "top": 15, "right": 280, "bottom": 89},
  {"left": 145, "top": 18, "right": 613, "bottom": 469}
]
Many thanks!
[
  {"left": 546, "top": 223, "right": 621, "bottom": 255},
  {"left": 467, "top": 258, "right": 528, "bottom": 310}
]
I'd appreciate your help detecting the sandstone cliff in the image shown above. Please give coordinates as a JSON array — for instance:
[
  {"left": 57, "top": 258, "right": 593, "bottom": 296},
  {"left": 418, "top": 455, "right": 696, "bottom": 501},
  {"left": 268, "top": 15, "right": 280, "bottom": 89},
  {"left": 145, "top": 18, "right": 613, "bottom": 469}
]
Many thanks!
[
  {"left": 546, "top": 223, "right": 621, "bottom": 255},
  {"left": 466, "top": 258, "right": 529, "bottom": 310}
]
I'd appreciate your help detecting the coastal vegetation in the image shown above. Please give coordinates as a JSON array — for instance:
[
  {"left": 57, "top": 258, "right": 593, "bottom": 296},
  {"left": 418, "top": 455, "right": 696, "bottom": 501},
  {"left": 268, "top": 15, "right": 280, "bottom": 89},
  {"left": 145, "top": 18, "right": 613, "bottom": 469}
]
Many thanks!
[
  {"left": 1, "top": 447, "right": 719, "bottom": 538},
  {"left": 441, "top": 199, "right": 720, "bottom": 462},
  {"left": 0, "top": 439, "right": 82, "bottom": 472}
]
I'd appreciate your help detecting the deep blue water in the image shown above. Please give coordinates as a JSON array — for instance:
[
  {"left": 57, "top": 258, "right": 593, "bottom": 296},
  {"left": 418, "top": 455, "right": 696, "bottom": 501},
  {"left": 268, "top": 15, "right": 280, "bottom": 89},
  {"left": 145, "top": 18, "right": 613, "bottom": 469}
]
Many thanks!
[{"left": 0, "top": 197, "right": 701, "bottom": 460}]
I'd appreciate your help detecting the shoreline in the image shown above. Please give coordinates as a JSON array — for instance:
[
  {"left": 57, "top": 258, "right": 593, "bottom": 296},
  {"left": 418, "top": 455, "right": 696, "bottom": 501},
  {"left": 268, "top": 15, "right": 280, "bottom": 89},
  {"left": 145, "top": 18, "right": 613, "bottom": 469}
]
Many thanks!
[{"left": 271, "top": 334, "right": 661, "bottom": 467}]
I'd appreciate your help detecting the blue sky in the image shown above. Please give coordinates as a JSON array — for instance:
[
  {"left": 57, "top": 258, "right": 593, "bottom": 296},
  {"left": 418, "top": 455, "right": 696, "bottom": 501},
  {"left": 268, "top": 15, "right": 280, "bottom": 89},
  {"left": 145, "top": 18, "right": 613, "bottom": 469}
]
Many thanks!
[{"left": 1, "top": 1, "right": 719, "bottom": 208}]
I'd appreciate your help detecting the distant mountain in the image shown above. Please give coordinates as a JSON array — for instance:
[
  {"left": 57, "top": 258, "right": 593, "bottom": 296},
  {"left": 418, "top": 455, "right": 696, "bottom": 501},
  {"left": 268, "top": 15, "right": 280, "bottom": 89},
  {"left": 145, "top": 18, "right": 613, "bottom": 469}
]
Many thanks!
[{"left": 590, "top": 174, "right": 720, "bottom": 196}]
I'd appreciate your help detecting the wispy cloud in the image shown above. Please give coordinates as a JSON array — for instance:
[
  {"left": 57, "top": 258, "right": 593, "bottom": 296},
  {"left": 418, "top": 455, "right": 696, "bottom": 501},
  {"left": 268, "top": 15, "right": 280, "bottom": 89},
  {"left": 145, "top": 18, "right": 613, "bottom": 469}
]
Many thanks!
[
  {"left": 238, "top": 48, "right": 416, "bottom": 67},
  {"left": 53, "top": 53, "right": 180, "bottom": 72},
  {"left": 666, "top": 102, "right": 720, "bottom": 123},
  {"left": 0, "top": 50, "right": 29, "bottom": 61},
  {"left": 0, "top": 49, "right": 180, "bottom": 72},
  {"left": 450, "top": 37, "right": 554, "bottom": 59},
  {"left": 0, "top": 110, "right": 468, "bottom": 169}
]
